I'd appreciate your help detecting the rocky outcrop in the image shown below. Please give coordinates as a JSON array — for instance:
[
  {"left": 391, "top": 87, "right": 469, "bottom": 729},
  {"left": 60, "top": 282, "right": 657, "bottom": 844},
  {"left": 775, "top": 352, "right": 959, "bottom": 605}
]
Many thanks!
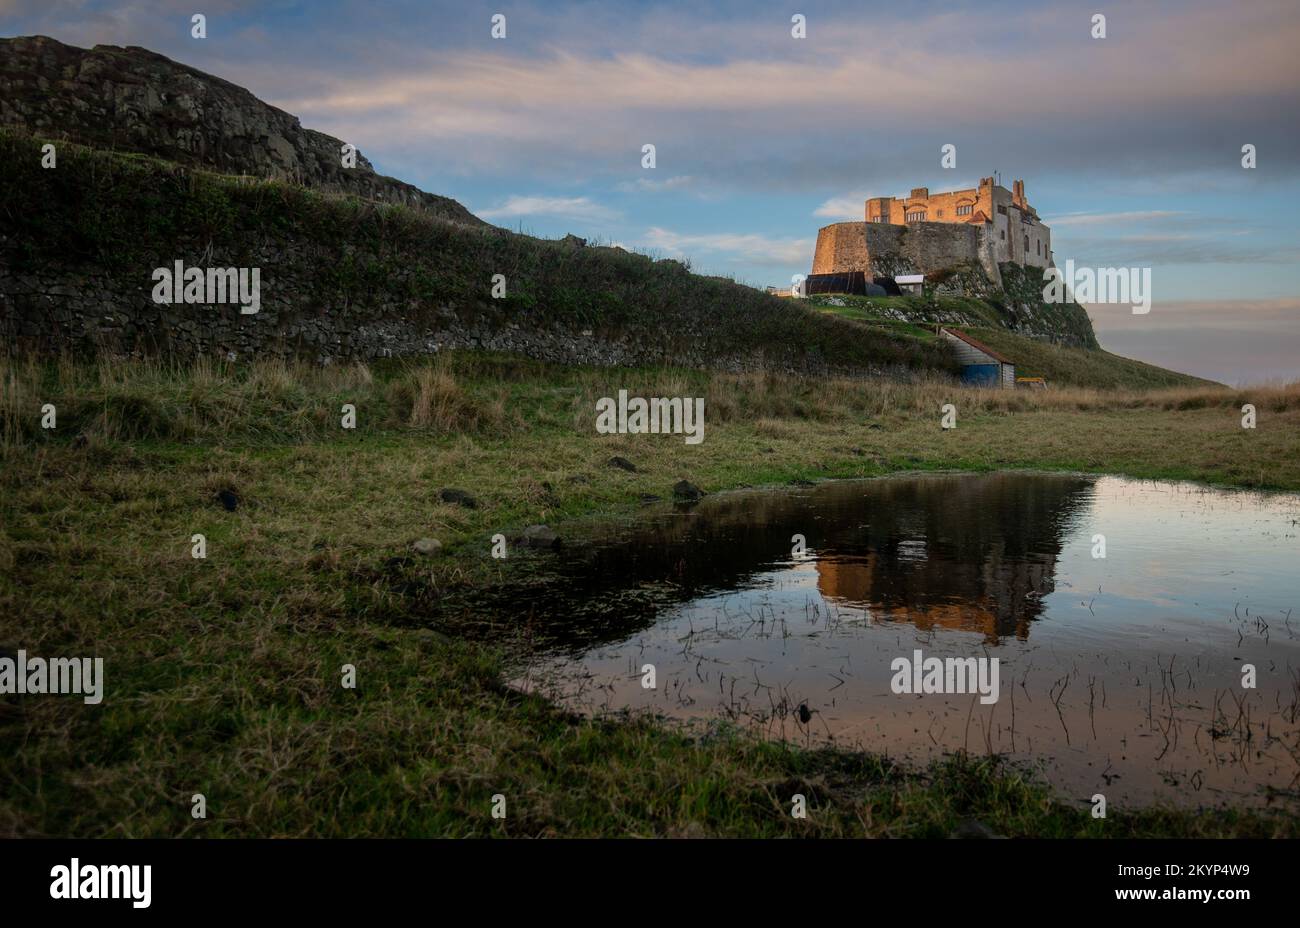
[
  {"left": 808, "top": 210, "right": 1100, "bottom": 349},
  {"left": 994, "top": 262, "right": 1099, "bottom": 348},
  {"left": 0, "top": 35, "right": 484, "bottom": 226}
]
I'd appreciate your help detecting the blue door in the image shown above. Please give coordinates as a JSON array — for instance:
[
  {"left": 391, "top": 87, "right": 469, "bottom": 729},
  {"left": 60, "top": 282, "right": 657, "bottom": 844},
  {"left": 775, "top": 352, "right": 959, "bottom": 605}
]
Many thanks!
[{"left": 961, "top": 364, "right": 1000, "bottom": 386}]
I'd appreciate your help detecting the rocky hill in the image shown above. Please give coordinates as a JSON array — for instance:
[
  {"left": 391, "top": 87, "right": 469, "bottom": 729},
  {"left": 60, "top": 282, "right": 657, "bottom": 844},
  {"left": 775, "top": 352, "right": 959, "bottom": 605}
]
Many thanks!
[{"left": 0, "top": 35, "right": 484, "bottom": 226}]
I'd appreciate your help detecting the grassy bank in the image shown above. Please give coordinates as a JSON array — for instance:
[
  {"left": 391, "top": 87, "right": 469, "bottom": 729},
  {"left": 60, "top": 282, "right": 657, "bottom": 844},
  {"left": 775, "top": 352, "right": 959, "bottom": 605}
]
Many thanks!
[
  {"left": 2, "top": 354, "right": 1298, "bottom": 837},
  {"left": 807, "top": 295, "right": 1212, "bottom": 390},
  {"left": 0, "top": 129, "right": 956, "bottom": 375},
  {"left": 951, "top": 325, "right": 1222, "bottom": 390}
]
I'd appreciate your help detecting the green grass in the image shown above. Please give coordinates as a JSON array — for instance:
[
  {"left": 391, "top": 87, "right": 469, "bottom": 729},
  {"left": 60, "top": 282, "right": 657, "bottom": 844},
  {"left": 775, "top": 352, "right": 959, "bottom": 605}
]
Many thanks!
[
  {"left": 953, "top": 326, "right": 1221, "bottom": 390},
  {"left": 810, "top": 292, "right": 1006, "bottom": 329},
  {"left": 807, "top": 296, "right": 1212, "bottom": 391},
  {"left": 2, "top": 355, "right": 1297, "bottom": 837}
]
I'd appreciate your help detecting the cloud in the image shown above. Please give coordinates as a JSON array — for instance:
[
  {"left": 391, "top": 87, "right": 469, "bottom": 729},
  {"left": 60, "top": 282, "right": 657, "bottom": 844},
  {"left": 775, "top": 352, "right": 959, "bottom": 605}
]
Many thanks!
[
  {"left": 476, "top": 195, "right": 620, "bottom": 222},
  {"left": 615, "top": 175, "right": 695, "bottom": 193},
  {"left": 1088, "top": 299, "right": 1300, "bottom": 385},
  {"left": 259, "top": 0, "right": 1299, "bottom": 190},
  {"left": 1088, "top": 298, "right": 1300, "bottom": 333},
  {"left": 1055, "top": 236, "right": 1299, "bottom": 267},
  {"left": 14, "top": 1, "right": 1300, "bottom": 197},
  {"left": 813, "top": 194, "right": 866, "bottom": 220},
  {"left": 1047, "top": 211, "right": 1188, "bottom": 227},
  {"left": 642, "top": 226, "right": 812, "bottom": 266},
  {"left": 1048, "top": 208, "right": 1296, "bottom": 268}
]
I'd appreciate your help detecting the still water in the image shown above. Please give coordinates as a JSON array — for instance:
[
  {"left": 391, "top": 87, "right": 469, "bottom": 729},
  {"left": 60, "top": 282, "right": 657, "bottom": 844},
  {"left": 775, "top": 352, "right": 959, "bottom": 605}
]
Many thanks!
[{"left": 486, "top": 473, "right": 1299, "bottom": 808}]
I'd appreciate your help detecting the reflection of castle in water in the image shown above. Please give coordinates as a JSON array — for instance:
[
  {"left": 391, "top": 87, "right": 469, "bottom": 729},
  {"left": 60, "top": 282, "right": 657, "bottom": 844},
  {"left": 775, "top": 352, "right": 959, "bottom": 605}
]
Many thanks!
[
  {"left": 814, "top": 474, "right": 1092, "bottom": 640},
  {"left": 438, "top": 473, "right": 1095, "bottom": 650}
]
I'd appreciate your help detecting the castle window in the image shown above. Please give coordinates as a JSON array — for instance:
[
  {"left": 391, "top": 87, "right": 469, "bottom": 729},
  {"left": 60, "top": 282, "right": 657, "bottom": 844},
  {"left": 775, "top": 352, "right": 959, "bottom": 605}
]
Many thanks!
[
  {"left": 936, "top": 209, "right": 943, "bottom": 218},
  {"left": 997, "top": 205, "right": 1007, "bottom": 215},
  {"left": 906, "top": 211, "right": 926, "bottom": 222},
  {"left": 1036, "top": 240, "right": 1041, "bottom": 256},
  {"left": 1000, "top": 230, "right": 1005, "bottom": 240},
  {"left": 956, "top": 204, "right": 973, "bottom": 216},
  {"left": 1024, "top": 235, "right": 1029, "bottom": 253}
]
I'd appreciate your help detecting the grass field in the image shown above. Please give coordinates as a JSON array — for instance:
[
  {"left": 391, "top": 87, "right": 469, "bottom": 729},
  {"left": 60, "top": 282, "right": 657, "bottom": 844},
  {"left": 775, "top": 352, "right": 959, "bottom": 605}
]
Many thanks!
[{"left": 2, "top": 354, "right": 1297, "bottom": 837}]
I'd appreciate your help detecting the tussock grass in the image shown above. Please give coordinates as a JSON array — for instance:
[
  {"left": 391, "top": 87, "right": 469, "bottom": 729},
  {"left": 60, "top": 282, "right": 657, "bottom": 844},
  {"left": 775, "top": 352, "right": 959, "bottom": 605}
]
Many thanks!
[
  {"left": 390, "top": 358, "right": 508, "bottom": 432},
  {"left": 6, "top": 353, "right": 1291, "bottom": 459},
  {"left": 0, "top": 354, "right": 511, "bottom": 453}
]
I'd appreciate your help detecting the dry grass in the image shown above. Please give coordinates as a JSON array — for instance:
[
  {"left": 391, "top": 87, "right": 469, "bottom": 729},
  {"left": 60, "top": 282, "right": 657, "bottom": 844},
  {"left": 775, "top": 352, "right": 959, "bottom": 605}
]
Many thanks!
[
  {"left": 2, "top": 353, "right": 1298, "bottom": 837},
  {"left": 571, "top": 365, "right": 1298, "bottom": 425},
  {"left": 5, "top": 354, "right": 1295, "bottom": 458},
  {"left": 0, "top": 354, "right": 512, "bottom": 454},
  {"left": 392, "top": 357, "right": 508, "bottom": 431}
]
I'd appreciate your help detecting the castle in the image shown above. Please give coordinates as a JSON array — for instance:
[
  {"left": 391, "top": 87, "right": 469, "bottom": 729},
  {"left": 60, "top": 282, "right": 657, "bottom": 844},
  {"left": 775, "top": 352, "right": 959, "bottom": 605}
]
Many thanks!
[{"left": 809, "top": 177, "right": 1052, "bottom": 291}]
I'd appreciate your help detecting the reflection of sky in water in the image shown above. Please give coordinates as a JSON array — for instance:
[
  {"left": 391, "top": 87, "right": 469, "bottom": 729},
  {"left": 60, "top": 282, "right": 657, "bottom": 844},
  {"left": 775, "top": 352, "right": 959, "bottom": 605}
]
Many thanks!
[
  {"left": 513, "top": 474, "right": 1300, "bottom": 809},
  {"left": 1045, "top": 478, "right": 1299, "bottom": 643}
]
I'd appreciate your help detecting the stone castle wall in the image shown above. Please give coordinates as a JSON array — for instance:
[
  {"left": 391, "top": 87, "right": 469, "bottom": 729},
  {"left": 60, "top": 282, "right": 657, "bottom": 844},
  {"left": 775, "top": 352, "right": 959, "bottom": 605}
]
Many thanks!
[
  {"left": 812, "top": 221, "right": 1002, "bottom": 285},
  {"left": 810, "top": 223, "right": 870, "bottom": 275}
]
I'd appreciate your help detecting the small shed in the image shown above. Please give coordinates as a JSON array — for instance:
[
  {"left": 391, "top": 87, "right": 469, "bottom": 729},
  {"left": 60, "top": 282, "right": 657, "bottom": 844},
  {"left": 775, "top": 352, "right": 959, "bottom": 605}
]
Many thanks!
[
  {"left": 804, "top": 271, "right": 890, "bottom": 296},
  {"left": 895, "top": 274, "right": 925, "bottom": 296},
  {"left": 939, "top": 327, "right": 1016, "bottom": 388}
]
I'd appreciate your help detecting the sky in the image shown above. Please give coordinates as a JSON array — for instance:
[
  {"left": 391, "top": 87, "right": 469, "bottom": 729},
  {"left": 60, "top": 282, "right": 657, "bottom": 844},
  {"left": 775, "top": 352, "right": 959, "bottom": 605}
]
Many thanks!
[{"left": 3, "top": 0, "right": 1298, "bottom": 384}]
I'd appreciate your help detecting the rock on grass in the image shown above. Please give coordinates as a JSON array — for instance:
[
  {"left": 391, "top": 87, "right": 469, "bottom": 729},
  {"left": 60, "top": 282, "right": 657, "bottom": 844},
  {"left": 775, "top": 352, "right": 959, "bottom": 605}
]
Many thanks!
[
  {"left": 672, "top": 480, "right": 704, "bottom": 502},
  {"left": 439, "top": 488, "right": 477, "bottom": 509},
  {"left": 517, "top": 524, "right": 560, "bottom": 549}
]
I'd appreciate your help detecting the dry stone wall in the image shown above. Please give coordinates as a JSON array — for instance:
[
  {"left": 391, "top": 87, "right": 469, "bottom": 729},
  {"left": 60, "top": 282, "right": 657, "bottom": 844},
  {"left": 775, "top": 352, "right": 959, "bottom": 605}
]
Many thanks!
[{"left": 0, "top": 244, "right": 815, "bottom": 371}]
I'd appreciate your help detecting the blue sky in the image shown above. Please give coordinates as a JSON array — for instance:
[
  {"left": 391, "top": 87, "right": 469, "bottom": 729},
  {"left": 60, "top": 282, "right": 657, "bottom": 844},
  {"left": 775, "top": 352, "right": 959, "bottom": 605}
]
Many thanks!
[{"left": 4, "top": 0, "right": 1298, "bottom": 383}]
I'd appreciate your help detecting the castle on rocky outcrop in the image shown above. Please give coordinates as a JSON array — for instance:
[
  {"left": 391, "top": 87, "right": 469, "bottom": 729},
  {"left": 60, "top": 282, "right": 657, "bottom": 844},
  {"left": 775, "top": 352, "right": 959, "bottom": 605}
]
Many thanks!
[{"left": 810, "top": 178, "right": 1052, "bottom": 290}]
